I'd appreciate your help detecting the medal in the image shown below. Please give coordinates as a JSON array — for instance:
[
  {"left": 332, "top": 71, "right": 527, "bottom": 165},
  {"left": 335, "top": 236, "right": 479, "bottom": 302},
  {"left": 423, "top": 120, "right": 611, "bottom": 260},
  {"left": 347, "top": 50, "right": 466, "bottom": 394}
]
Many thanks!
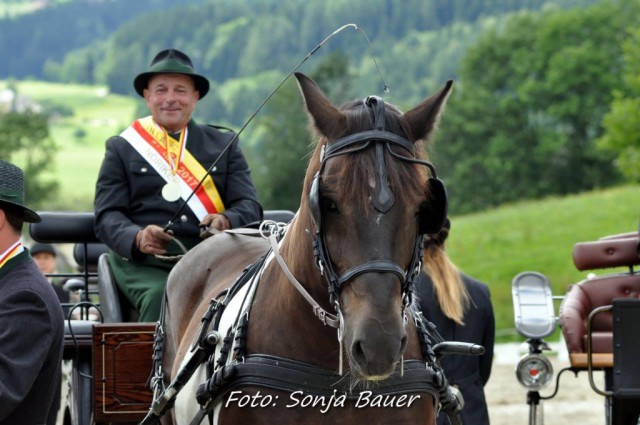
[
  {"left": 160, "top": 127, "right": 187, "bottom": 202},
  {"left": 162, "top": 181, "right": 182, "bottom": 202}
]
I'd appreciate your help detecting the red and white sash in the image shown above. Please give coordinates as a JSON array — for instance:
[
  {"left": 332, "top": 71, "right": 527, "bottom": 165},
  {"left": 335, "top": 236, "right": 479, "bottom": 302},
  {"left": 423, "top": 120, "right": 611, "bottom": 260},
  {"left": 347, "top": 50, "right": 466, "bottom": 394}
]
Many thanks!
[
  {"left": 0, "top": 240, "right": 24, "bottom": 271},
  {"left": 120, "top": 116, "right": 225, "bottom": 221}
]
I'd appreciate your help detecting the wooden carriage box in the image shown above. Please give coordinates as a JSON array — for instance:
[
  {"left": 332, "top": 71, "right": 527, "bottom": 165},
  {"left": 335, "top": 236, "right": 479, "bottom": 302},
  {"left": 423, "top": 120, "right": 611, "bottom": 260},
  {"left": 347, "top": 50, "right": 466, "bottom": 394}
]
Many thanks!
[{"left": 92, "top": 323, "right": 155, "bottom": 423}]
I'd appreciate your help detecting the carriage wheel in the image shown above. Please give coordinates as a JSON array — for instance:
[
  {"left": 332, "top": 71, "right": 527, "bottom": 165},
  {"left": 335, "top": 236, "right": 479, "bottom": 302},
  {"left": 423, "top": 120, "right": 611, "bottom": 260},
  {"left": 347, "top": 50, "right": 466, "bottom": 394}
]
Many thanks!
[{"left": 67, "top": 352, "right": 94, "bottom": 425}]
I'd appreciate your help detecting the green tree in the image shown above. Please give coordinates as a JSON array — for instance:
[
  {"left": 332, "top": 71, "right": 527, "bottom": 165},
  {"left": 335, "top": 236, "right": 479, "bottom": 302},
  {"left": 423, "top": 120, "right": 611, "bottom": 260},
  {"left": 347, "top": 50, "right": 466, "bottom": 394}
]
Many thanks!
[
  {"left": 250, "top": 51, "right": 352, "bottom": 211},
  {"left": 0, "top": 111, "right": 58, "bottom": 209},
  {"left": 598, "top": 26, "right": 640, "bottom": 182},
  {"left": 435, "top": 1, "right": 635, "bottom": 213}
]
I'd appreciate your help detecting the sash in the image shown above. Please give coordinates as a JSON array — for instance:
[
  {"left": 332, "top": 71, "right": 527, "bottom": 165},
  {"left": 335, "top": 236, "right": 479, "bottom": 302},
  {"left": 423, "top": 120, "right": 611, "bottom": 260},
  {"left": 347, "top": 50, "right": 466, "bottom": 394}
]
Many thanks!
[
  {"left": 120, "top": 117, "right": 225, "bottom": 221},
  {"left": 0, "top": 240, "right": 24, "bottom": 270}
]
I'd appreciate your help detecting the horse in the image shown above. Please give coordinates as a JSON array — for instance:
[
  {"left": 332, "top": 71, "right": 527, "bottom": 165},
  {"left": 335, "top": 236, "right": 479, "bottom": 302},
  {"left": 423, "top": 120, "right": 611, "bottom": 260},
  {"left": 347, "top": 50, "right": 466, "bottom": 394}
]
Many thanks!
[{"left": 155, "top": 72, "right": 454, "bottom": 425}]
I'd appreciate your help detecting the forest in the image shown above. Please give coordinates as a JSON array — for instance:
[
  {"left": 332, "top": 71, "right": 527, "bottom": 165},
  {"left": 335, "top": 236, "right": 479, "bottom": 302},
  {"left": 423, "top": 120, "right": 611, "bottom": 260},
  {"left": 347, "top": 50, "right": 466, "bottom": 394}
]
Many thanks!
[{"left": 1, "top": 0, "right": 637, "bottom": 214}]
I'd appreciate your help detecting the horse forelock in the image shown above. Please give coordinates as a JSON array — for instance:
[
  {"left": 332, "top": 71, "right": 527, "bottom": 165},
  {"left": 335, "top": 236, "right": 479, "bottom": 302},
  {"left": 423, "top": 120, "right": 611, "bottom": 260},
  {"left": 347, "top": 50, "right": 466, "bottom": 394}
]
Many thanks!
[
  {"left": 316, "top": 99, "right": 429, "bottom": 217},
  {"left": 285, "top": 98, "right": 430, "bottom": 275}
]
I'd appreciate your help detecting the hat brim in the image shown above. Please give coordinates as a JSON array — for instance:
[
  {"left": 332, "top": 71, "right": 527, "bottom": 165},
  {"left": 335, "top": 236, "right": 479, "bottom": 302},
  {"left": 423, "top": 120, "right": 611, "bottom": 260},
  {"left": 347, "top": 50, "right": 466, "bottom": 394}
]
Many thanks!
[
  {"left": 30, "top": 244, "right": 56, "bottom": 256},
  {"left": 0, "top": 199, "right": 41, "bottom": 223},
  {"left": 134, "top": 72, "right": 209, "bottom": 99}
]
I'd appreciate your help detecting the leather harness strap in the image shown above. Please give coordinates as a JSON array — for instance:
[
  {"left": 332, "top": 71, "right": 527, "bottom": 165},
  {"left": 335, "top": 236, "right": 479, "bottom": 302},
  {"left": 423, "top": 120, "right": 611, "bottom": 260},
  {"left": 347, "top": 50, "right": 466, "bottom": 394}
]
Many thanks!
[
  {"left": 143, "top": 222, "right": 465, "bottom": 425},
  {"left": 267, "top": 232, "right": 341, "bottom": 328},
  {"left": 196, "top": 354, "right": 439, "bottom": 403}
]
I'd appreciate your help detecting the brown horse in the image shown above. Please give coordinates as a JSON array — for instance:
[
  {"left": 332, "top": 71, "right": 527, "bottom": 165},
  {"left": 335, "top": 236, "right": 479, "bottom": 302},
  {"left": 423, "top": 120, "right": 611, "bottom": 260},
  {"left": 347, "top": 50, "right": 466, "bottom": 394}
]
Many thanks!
[{"left": 158, "top": 72, "right": 453, "bottom": 425}]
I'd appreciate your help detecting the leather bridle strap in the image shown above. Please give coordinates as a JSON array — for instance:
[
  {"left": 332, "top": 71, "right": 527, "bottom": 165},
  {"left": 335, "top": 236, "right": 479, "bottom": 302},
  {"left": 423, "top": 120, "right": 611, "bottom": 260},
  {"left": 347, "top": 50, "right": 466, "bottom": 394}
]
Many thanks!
[
  {"left": 337, "top": 261, "right": 405, "bottom": 286},
  {"left": 268, "top": 232, "right": 341, "bottom": 328}
]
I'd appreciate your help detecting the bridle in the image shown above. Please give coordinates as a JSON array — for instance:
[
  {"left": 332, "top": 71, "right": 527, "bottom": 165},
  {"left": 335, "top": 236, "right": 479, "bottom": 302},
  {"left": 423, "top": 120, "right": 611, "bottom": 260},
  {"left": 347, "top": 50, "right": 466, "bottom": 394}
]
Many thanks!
[
  {"left": 141, "top": 100, "right": 457, "bottom": 424},
  {"left": 308, "top": 96, "right": 448, "bottom": 314}
]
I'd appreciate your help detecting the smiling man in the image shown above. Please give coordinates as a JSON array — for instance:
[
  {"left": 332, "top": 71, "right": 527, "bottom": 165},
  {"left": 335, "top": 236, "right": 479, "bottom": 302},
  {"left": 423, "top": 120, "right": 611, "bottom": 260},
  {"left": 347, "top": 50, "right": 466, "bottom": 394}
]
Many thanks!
[{"left": 94, "top": 48, "right": 262, "bottom": 322}]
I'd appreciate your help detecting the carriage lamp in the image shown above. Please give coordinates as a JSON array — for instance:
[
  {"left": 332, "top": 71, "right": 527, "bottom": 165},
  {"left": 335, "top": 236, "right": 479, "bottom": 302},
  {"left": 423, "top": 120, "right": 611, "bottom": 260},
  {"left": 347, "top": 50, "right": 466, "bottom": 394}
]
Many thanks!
[{"left": 515, "top": 353, "right": 554, "bottom": 391}]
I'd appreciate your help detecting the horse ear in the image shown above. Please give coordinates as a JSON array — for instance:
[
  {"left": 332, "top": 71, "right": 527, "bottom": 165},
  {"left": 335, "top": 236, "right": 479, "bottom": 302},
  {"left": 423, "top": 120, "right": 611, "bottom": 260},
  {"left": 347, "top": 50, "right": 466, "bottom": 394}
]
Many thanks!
[
  {"left": 404, "top": 80, "right": 453, "bottom": 142},
  {"left": 294, "top": 72, "right": 346, "bottom": 140}
]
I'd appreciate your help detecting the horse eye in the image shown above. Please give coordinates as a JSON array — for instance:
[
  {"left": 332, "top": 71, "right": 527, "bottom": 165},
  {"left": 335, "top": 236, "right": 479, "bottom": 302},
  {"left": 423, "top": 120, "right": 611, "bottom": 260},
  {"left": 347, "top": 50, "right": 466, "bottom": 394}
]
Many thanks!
[{"left": 322, "top": 199, "right": 339, "bottom": 213}]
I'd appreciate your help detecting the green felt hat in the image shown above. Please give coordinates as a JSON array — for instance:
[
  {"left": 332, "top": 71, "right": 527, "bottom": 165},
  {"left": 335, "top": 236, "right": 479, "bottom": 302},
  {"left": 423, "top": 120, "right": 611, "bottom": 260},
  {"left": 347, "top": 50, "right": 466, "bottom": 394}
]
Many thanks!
[
  {"left": 133, "top": 48, "right": 209, "bottom": 99},
  {"left": 0, "top": 160, "right": 41, "bottom": 223}
]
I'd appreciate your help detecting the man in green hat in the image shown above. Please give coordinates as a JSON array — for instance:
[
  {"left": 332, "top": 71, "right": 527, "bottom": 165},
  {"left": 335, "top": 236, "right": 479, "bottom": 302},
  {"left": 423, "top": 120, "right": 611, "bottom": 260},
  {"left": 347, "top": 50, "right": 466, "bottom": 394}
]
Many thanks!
[
  {"left": 94, "top": 48, "right": 262, "bottom": 323},
  {"left": 0, "top": 159, "right": 65, "bottom": 424}
]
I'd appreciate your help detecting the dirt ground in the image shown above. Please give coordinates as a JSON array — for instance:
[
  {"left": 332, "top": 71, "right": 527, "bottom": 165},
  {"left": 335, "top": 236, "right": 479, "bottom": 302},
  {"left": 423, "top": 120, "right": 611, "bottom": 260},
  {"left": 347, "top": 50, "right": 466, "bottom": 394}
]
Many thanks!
[{"left": 486, "top": 343, "right": 606, "bottom": 425}]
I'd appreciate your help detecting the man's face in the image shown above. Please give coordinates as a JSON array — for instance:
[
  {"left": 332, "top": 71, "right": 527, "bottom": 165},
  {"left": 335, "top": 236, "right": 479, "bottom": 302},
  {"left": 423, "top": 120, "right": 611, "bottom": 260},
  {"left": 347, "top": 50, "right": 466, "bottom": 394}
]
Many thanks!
[
  {"left": 143, "top": 74, "right": 200, "bottom": 133},
  {"left": 33, "top": 252, "right": 56, "bottom": 274}
]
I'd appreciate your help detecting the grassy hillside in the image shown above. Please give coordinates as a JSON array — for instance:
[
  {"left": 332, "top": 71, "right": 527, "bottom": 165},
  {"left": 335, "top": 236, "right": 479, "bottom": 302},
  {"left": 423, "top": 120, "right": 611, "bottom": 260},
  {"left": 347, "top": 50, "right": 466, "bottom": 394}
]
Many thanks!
[
  {"left": 3, "top": 80, "right": 639, "bottom": 342},
  {"left": 4, "top": 80, "right": 139, "bottom": 210},
  {"left": 447, "top": 185, "right": 640, "bottom": 340}
]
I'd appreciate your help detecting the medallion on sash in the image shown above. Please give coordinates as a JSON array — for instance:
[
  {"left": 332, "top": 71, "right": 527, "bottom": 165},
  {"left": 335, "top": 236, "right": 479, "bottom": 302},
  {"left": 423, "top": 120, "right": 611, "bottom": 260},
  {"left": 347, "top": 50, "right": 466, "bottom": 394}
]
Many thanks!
[{"left": 120, "top": 116, "right": 226, "bottom": 221}]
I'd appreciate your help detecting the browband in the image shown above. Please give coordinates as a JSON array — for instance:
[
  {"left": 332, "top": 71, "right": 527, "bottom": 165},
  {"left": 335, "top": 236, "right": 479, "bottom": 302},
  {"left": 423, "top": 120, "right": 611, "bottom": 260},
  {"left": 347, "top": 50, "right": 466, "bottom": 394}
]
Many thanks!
[{"left": 324, "top": 130, "right": 415, "bottom": 159}]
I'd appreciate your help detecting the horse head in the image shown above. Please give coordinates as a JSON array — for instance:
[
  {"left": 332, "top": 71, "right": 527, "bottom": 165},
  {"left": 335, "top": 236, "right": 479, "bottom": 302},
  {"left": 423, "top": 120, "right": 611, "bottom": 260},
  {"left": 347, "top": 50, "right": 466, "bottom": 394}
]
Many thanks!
[{"left": 293, "top": 72, "right": 452, "bottom": 380}]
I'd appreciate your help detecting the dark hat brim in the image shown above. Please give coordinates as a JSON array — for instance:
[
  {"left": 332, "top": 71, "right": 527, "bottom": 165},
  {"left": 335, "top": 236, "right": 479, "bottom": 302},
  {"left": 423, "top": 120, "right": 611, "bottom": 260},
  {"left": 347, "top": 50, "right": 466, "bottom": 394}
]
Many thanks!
[
  {"left": 0, "top": 199, "right": 41, "bottom": 223},
  {"left": 30, "top": 243, "right": 56, "bottom": 256},
  {"left": 134, "top": 72, "right": 209, "bottom": 99}
]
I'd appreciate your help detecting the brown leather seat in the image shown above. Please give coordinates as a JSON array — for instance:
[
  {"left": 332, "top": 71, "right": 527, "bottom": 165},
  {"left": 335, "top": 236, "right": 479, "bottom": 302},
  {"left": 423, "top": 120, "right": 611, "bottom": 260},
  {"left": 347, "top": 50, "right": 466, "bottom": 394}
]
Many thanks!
[{"left": 559, "top": 234, "right": 640, "bottom": 368}]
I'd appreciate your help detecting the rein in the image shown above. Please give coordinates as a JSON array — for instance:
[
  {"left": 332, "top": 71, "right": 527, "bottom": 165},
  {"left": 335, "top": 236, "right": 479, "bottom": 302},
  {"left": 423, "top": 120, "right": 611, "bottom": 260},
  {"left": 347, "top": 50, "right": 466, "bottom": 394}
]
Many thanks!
[
  {"left": 162, "top": 23, "right": 386, "bottom": 234},
  {"left": 266, "top": 228, "right": 341, "bottom": 329},
  {"left": 141, "top": 26, "right": 460, "bottom": 422},
  {"left": 141, "top": 222, "right": 469, "bottom": 425}
]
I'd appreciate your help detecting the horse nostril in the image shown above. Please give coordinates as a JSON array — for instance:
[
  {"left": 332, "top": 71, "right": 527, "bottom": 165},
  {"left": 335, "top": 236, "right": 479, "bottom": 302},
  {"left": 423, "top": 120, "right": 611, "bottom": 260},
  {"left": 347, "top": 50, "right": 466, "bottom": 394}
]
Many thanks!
[{"left": 351, "top": 340, "right": 367, "bottom": 365}]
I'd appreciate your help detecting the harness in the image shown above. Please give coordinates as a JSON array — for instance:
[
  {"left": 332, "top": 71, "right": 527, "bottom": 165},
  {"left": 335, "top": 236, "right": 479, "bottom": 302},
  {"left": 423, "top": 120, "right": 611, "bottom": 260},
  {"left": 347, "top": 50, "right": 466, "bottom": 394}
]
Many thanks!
[
  {"left": 141, "top": 97, "right": 467, "bottom": 425},
  {"left": 308, "top": 96, "right": 447, "bottom": 314},
  {"left": 141, "top": 224, "right": 467, "bottom": 425}
]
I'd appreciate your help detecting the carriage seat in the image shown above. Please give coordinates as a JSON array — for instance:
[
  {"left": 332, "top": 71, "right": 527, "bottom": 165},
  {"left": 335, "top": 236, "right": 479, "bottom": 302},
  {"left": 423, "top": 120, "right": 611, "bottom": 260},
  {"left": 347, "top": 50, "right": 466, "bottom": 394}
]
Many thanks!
[
  {"left": 28, "top": 211, "right": 137, "bottom": 323},
  {"left": 33, "top": 210, "right": 297, "bottom": 324},
  {"left": 29, "top": 212, "right": 104, "bottom": 356},
  {"left": 96, "top": 209, "right": 296, "bottom": 323},
  {"left": 261, "top": 209, "right": 296, "bottom": 224},
  {"left": 97, "top": 253, "right": 139, "bottom": 323},
  {"left": 72, "top": 242, "right": 109, "bottom": 273},
  {"left": 560, "top": 233, "right": 640, "bottom": 368},
  {"left": 61, "top": 242, "right": 110, "bottom": 292}
]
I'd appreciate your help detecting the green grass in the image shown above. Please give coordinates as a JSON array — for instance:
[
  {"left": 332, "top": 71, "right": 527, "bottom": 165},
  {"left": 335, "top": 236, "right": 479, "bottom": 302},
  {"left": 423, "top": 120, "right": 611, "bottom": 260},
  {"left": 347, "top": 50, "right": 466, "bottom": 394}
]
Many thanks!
[
  {"left": 447, "top": 185, "right": 640, "bottom": 340},
  {"left": 4, "top": 80, "right": 138, "bottom": 210},
  {"left": 4, "top": 79, "right": 639, "bottom": 341}
]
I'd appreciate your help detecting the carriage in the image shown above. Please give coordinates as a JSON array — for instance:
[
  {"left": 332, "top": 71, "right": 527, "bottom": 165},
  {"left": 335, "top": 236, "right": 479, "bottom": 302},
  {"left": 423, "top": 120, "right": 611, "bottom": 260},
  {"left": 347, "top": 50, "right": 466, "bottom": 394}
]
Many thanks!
[
  {"left": 28, "top": 72, "right": 483, "bottom": 425},
  {"left": 29, "top": 209, "right": 295, "bottom": 425},
  {"left": 511, "top": 229, "right": 640, "bottom": 424}
]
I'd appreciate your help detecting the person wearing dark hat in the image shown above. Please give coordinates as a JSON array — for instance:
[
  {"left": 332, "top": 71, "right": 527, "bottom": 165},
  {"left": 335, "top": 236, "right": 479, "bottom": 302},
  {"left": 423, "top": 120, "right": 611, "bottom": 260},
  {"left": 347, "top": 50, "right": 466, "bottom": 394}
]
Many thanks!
[
  {"left": 415, "top": 218, "right": 495, "bottom": 425},
  {"left": 31, "top": 242, "right": 58, "bottom": 274},
  {"left": 94, "top": 48, "right": 262, "bottom": 322},
  {"left": 0, "top": 160, "right": 65, "bottom": 424},
  {"left": 31, "top": 242, "right": 71, "bottom": 310}
]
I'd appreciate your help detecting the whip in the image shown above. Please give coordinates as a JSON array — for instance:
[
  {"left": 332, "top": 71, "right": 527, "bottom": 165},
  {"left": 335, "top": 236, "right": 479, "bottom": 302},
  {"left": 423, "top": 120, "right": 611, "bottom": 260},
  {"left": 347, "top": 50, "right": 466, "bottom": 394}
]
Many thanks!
[{"left": 163, "top": 23, "right": 388, "bottom": 232}]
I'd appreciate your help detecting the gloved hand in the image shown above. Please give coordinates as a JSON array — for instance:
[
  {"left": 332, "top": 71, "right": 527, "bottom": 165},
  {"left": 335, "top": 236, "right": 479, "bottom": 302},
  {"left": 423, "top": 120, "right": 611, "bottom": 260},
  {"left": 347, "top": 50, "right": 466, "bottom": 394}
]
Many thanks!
[
  {"left": 135, "top": 225, "right": 174, "bottom": 254},
  {"left": 441, "top": 385, "right": 464, "bottom": 425},
  {"left": 199, "top": 213, "right": 230, "bottom": 239}
]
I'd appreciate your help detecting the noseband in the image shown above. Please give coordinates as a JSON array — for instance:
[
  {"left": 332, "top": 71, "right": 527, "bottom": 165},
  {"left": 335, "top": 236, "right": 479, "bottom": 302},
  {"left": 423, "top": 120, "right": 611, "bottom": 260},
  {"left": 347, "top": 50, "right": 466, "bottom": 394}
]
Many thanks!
[{"left": 308, "top": 96, "right": 447, "bottom": 310}]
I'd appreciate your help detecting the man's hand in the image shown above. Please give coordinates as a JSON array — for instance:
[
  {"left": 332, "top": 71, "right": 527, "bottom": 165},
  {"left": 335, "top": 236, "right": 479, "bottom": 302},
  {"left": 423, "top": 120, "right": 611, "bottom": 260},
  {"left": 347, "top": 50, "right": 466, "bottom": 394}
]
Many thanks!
[
  {"left": 199, "top": 213, "right": 230, "bottom": 239},
  {"left": 135, "top": 225, "right": 173, "bottom": 254}
]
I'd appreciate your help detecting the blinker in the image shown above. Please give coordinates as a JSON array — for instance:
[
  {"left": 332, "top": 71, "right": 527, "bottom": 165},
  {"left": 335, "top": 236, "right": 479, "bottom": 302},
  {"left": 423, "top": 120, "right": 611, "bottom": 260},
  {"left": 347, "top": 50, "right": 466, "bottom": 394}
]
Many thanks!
[{"left": 309, "top": 95, "right": 448, "bottom": 236}]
